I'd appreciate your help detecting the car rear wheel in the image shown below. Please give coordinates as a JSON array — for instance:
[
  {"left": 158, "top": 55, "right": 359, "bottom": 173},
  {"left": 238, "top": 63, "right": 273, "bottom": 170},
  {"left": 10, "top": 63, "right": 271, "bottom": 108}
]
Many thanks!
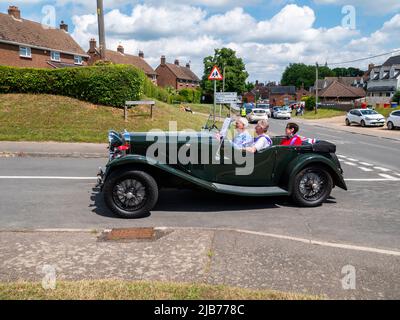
[
  {"left": 388, "top": 121, "right": 394, "bottom": 130},
  {"left": 103, "top": 170, "right": 158, "bottom": 219},
  {"left": 345, "top": 118, "right": 350, "bottom": 126},
  {"left": 291, "top": 166, "right": 333, "bottom": 207},
  {"left": 361, "top": 120, "right": 366, "bottom": 127}
]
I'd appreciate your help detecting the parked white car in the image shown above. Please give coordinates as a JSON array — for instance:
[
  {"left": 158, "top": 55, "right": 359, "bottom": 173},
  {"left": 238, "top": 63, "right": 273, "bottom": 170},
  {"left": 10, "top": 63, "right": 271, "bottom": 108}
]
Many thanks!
[
  {"left": 387, "top": 110, "right": 400, "bottom": 130},
  {"left": 273, "top": 107, "right": 291, "bottom": 120},
  {"left": 345, "top": 109, "right": 385, "bottom": 127},
  {"left": 247, "top": 108, "right": 269, "bottom": 123}
]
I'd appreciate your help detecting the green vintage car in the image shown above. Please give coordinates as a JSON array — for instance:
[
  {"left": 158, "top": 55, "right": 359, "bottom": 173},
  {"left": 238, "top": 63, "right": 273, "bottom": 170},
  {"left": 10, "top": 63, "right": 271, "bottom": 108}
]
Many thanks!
[{"left": 97, "top": 118, "right": 347, "bottom": 218}]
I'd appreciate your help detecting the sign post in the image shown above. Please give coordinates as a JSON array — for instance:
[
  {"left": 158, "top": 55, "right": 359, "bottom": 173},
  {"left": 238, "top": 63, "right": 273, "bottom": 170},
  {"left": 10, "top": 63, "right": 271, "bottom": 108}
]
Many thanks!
[{"left": 208, "top": 65, "right": 223, "bottom": 124}]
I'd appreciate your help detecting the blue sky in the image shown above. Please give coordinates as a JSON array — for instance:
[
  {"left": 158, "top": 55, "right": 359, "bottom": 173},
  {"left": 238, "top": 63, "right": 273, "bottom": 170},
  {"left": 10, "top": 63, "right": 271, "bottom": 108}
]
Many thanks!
[{"left": 1, "top": 0, "right": 399, "bottom": 82}]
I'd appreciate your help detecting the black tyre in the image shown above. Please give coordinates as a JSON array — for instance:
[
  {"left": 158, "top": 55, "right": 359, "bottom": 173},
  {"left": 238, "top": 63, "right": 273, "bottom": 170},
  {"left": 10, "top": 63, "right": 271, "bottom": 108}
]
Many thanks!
[
  {"left": 103, "top": 170, "right": 158, "bottom": 218},
  {"left": 361, "top": 120, "right": 366, "bottom": 127},
  {"left": 388, "top": 121, "right": 394, "bottom": 130},
  {"left": 345, "top": 118, "right": 350, "bottom": 126},
  {"left": 291, "top": 166, "right": 333, "bottom": 207}
]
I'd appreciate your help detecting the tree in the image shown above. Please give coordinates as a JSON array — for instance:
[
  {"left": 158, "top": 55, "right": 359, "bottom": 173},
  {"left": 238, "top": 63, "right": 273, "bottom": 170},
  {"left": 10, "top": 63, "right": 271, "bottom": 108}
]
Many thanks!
[
  {"left": 393, "top": 90, "right": 400, "bottom": 104},
  {"left": 201, "top": 48, "right": 249, "bottom": 94},
  {"left": 281, "top": 63, "right": 335, "bottom": 90},
  {"left": 332, "top": 67, "right": 364, "bottom": 77},
  {"left": 245, "top": 81, "right": 255, "bottom": 92}
]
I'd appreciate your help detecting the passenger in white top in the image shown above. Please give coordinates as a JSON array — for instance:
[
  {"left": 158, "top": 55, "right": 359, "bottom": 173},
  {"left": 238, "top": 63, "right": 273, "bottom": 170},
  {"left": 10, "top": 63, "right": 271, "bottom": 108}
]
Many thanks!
[{"left": 245, "top": 120, "right": 273, "bottom": 153}]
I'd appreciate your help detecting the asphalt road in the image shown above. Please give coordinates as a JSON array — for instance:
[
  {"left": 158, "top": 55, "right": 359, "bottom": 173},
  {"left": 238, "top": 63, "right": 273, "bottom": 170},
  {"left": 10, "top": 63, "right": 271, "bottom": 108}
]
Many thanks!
[{"left": 0, "top": 119, "right": 399, "bottom": 298}]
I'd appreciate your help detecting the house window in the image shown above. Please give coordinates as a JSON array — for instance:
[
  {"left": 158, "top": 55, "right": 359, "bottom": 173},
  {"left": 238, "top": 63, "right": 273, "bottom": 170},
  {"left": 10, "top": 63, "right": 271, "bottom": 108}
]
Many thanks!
[
  {"left": 386, "top": 93, "right": 391, "bottom": 97},
  {"left": 51, "top": 51, "right": 61, "bottom": 62},
  {"left": 19, "top": 46, "right": 31, "bottom": 58},
  {"left": 74, "top": 55, "right": 83, "bottom": 65}
]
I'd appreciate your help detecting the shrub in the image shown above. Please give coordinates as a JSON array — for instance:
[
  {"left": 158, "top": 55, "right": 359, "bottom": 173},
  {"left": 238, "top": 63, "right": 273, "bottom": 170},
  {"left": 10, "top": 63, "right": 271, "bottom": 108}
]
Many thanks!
[
  {"left": 304, "top": 96, "right": 316, "bottom": 111},
  {"left": 0, "top": 64, "right": 145, "bottom": 107}
]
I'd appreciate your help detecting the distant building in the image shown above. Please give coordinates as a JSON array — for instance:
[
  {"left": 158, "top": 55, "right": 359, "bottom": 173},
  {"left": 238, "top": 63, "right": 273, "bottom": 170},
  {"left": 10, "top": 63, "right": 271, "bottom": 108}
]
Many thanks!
[
  {"left": 318, "top": 80, "right": 366, "bottom": 104},
  {"left": 269, "top": 86, "right": 297, "bottom": 106},
  {"left": 0, "top": 6, "right": 88, "bottom": 68},
  {"left": 367, "top": 55, "right": 400, "bottom": 104},
  {"left": 87, "top": 40, "right": 157, "bottom": 84},
  {"left": 155, "top": 56, "right": 200, "bottom": 90}
]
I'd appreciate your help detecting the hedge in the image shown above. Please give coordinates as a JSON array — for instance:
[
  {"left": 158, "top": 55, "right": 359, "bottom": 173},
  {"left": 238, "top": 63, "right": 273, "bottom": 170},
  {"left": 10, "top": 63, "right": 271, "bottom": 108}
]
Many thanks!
[{"left": 0, "top": 64, "right": 145, "bottom": 107}]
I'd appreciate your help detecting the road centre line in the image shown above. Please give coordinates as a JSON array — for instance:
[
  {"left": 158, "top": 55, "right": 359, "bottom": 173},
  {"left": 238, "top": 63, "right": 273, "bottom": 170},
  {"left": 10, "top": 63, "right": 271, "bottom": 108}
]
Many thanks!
[
  {"left": 344, "top": 161, "right": 357, "bottom": 166},
  {"left": 374, "top": 167, "right": 391, "bottom": 172},
  {"left": 358, "top": 167, "right": 373, "bottom": 172},
  {"left": 359, "top": 162, "right": 373, "bottom": 166},
  {"left": 379, "top": 174, "right": 398, "bottom": 180},
  {"left": 347, "top": 158, "right": 359, "bottom": 162}
]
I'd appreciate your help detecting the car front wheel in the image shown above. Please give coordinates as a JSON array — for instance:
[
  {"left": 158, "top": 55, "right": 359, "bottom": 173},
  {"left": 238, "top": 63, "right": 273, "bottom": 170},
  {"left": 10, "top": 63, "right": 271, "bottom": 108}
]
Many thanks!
[
  {"left": 361, "top": 120, "right": 366, "bottom": 127},
  {"left": 291, "top": 166, "right": 333, "bottom": 207},
  {"left": 387, "top": 121, "right": 394, "bottom": 130},
  {"left": 345, "top": 118, "right": 350, "bottom": 126},
  {"left": 103, "top": 170, "right": 159, "bottom": 218}
]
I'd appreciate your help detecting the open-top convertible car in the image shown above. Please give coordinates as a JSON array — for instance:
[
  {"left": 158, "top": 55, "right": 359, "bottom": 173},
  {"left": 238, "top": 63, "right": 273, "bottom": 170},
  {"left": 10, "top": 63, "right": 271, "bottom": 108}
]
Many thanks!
[{"left": 97, "top": 117, "right": 347, "bottom": 218}]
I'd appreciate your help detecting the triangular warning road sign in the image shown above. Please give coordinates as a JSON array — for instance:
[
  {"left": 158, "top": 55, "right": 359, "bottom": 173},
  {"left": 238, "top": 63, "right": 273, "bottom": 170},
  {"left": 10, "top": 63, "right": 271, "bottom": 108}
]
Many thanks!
[{"left": 208, "top": 65, "right": 223, "bottom": 81}]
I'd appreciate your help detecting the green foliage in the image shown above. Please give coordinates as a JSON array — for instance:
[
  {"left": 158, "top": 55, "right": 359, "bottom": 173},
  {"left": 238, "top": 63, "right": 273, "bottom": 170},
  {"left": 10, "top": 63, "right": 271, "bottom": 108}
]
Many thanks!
[
  {"left": 245, "top": 82, "right": 255, "bottom": 92},
  {"left": 201, "top": 48, "right": 248, "bottom": 94},
  {"left": 281, "top": 63, "right": 335, "bottom": 89},
  {"left": 304, "top": 96, "right": 316, "bottom": 111},
  {"left": 392, "top": 90, "right": 400, "bottom": 104},
  {"left": 0, "top": 65, "right": 145, "bottom": 107},
  {"left": 143, "top": 77, "right": 169, "bottom": 103},
  {"left": 332, "top": 67, "right": 364, "bottom": 77}
]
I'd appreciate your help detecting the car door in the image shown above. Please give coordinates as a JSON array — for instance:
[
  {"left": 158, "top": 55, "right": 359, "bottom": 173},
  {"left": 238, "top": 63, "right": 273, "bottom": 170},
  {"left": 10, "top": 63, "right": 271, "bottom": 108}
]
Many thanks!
[
  {"left": 393, "top": 111, "right": 400, "bottom": 126},
  {"left": 352, "top": 110, "right": 362, "bottom": 124}
]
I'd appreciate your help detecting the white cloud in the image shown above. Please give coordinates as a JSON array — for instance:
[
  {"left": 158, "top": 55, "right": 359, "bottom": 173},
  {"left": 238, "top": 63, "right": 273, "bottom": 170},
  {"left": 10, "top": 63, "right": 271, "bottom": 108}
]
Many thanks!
[{"left": 314, "top": 0, "right": 400, "bottom": 15}]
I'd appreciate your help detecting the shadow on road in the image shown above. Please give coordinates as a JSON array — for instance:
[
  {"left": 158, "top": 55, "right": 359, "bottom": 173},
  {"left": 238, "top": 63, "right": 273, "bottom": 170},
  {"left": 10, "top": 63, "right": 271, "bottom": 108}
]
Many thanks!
[{"left": 89, "top": 187, "right": 337, "bottom": 219}]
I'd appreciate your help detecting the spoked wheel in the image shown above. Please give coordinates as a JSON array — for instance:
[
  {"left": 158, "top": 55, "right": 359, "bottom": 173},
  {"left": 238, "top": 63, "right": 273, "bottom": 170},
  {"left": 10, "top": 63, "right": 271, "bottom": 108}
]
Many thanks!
[
  {"left": 103, "top": 170, "right": 158, "bottom": 218},
  {"left": 292, "top": 166, "right": 333, "bottom": 207},
  {"left": 387, "top": 121, "right": 394, "bottom": 130}
]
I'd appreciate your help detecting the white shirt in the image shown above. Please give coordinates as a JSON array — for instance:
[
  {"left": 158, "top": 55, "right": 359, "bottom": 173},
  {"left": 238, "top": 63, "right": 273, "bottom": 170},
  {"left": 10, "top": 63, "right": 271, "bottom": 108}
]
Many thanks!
[{"left": 253, "top": 135, "right": 272, "bottom": 152}]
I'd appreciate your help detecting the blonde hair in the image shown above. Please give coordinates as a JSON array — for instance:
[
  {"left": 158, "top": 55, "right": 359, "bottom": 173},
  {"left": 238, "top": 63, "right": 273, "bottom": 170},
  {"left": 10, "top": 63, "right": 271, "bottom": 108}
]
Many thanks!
[{"left": 257, "top": 119, "right": 269, "bottom": 133}]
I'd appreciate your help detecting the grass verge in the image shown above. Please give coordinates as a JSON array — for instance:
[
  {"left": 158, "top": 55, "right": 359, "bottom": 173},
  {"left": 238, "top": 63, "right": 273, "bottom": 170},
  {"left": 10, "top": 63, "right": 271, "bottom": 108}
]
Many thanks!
[
  {"left": 0, "top": 280, "right": 320, "bottom": 300},
  {"left": 294, "top": 108, "right": 346, "bottom": 119},
  {"left": 375, "top": 106, "right": 400, "bottom": 117},
  {"left": 0, "top": 94, "right": 209, "bottom": 143}
]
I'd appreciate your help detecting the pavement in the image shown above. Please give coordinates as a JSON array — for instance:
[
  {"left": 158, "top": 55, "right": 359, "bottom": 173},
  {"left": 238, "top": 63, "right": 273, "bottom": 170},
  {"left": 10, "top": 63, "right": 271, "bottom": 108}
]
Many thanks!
[
  {"left": 1, "top": 229, "right": 399, "bottom": 299},
  {"left": 1, "top": 118, "right": 400, "bottom": 299}
]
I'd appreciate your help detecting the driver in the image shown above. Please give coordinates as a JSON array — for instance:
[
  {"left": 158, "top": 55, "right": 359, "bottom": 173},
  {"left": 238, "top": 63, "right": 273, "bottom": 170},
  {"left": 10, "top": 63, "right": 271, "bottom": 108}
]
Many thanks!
[{"left": 244, "top": 120, "right": 273, "bottom": 153}]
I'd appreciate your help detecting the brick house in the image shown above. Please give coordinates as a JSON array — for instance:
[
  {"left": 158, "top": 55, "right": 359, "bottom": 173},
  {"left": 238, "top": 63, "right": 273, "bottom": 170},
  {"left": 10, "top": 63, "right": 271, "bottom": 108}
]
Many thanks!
[
  {"left": 296, "top": 86, "right": 309, "bottom": 101},
  {"left": 0, "top": 6, "right": 88, "bottom": 68},
  {"left": 155, "top": 56, "right": 200, "bottom": 90},
  {"left": 269, "top": 86, "right": 297, "bottom": 106},
  {"left": 87, "top": 39, "right": 158, "bottom": 85},
  {"left": 318, "top": 80, "right": 366, "bottom": 104}
]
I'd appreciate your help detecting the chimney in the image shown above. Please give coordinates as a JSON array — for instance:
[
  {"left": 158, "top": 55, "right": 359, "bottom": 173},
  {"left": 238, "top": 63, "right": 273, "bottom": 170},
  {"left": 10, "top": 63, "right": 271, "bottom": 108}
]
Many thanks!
[
  {"left": 97, "top": 0, "right": 106, "bottom": 59},
  {"left": 139, "top": 51, "right": 144, "bottom": 59},
  {"left": 186, "top": 62, "right": 190, "bottom": 69},
  {"left": 89, "top": 38, "right": 97, "bottom": 53},
  {"left": 8, "top": 6, "right": 21, "bottom": 19},
  {"left": 60, "top": 21, "right": 68, "bottom": 32},
  {"left": 161, "top": 55, "right": 166, "bottom": 65},
  {"left": 117, "top": 44, "right": 124, "bottom": 54},
  {"left": 174, "top": 59, "right": 179, "bottom": 66},
  {"left": 255, "top": 80, "right": 259, "bottom": 86}
]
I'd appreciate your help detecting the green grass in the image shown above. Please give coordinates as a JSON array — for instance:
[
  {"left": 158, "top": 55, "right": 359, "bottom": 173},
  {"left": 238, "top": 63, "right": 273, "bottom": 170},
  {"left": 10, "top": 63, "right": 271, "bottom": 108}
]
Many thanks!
[
  {"left": 0, "top": 94, "right": 209, "bottom": 143},
  {"left": 375, "top": 106, "right": 400, "bottom": 117},
  {"left": 185, "top": 103, "right": 214, "bottom": 114},
  {"left": 294, "top": 108, "right": 346, "bottom": 119},
  {"left": 0, "top": 280, "right": 320, "bottom": 300}
]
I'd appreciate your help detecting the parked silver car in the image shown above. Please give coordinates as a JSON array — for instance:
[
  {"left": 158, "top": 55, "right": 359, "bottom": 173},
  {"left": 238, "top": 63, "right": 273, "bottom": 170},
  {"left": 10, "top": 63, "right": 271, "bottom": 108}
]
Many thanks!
[
  {"left": 387, "top": 110, "right": 400, "bottom": 130},
  {"left": 345, "top": 109, "right": 385, "bottom": 127}
]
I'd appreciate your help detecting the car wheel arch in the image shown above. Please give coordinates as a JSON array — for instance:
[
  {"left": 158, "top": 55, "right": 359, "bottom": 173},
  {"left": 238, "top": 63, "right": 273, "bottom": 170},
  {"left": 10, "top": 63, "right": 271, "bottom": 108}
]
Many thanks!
[{"left": 281, "top": 156, "right": 346, "bottom": 193}]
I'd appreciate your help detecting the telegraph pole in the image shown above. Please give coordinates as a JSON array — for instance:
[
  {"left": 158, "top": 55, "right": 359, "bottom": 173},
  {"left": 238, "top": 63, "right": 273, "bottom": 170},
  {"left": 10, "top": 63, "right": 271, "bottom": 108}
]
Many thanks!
[
  {"left": 97, "top": 0, "right": 106, "bottom": 60},
  {"left": 315, "top": 62, "right": 319, "bottom": 114}
]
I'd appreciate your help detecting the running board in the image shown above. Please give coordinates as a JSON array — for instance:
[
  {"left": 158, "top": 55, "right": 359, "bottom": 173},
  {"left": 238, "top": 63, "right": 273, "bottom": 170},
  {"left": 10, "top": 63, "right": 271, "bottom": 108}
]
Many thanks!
[{"left": 212, "top": 183, "right": 289, "bottom": 196}]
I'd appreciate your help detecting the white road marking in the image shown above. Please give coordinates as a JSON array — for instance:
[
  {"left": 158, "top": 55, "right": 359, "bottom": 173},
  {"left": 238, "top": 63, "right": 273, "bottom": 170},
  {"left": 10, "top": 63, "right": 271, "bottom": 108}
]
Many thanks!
[
  {"left": 344, "top": 161, "right": 357, "bottom": 166},
  {"left": 396, "top": 173, "right": 400, "bottom": 177},
  {"left": 157, "top": 227, "right": 400, "bottom": 257},
  {"left": 359, "top": 162, "right": 373, "bottom": 166},
  {"left": 345, "top": 178, "right": 400, "bottom": 182},
  {"left": 0, "top": 176, "right": 97, "bottom": 180},
  {"left": 358, "top": 167, "right": 373, "bottom": 172},
  {"left": 347, "top": 158, "right": 359, "bottom": 162},
  {"left": 337, "top": 155, "right": 347, "bottom": 158},
  {"left": 378, "top": 174, "right": 398, "bottom": 180},
  {"left": 374, "top": 167, "right": 391, "bottom": 172}
]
